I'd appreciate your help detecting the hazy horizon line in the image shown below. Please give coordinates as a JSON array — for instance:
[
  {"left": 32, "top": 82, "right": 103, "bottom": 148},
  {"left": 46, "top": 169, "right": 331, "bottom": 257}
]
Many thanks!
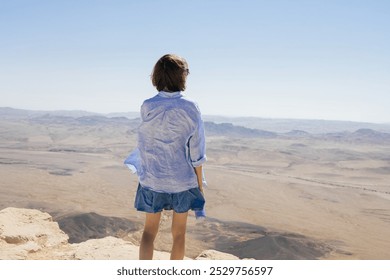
[{"left": 1, "top": 106, "right": 389, "bottom": 125}]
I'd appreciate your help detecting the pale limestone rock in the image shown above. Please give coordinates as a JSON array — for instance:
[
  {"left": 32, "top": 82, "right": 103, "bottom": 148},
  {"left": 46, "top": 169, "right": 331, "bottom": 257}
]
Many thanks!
[
  {"left": 0, "top": 207, "right": 68, "bottom": 247},
  {"left": 0, "top": 208, "right": 240, "bottom": 260},
  {"left": 196, "top": 249, "right": 240, "bottom": 260},
  {"left": 0, "top": 207, "right": 68, "bottom": 259},
  {"left": 0, "top": 239, "right": 31, "bottom": 259},
  {"left": 72, "top": 236, "right": 141, "bottom": 260},
  {"left": 72, "top": 236, "right": 189, "bottom": 260}
]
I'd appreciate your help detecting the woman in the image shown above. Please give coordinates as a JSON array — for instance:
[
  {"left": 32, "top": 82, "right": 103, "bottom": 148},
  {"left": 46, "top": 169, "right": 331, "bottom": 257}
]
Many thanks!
[{"left": 125, "top": 54, "right": 206, "bottom": 260}]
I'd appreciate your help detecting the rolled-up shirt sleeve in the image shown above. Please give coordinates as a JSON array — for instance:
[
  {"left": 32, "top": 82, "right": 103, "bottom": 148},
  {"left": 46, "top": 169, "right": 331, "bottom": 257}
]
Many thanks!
[
  {"left": 189, "top": 113, "right": 207, "bottom": 167},
  {"left": 124, "top": 147, "right": 141, "bottom": 174}
]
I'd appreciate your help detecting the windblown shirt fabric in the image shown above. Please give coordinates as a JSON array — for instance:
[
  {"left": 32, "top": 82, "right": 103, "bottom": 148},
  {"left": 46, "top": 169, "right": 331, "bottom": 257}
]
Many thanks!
[{"left": 125, "top": 91, "right": 207, "bottom": 193}]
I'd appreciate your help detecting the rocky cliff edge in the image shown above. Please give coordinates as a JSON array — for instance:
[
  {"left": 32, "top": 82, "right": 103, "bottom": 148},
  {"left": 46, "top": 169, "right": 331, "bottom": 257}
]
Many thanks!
[{"left": 0, "top": 207, "right": 240, "bottom": 260}]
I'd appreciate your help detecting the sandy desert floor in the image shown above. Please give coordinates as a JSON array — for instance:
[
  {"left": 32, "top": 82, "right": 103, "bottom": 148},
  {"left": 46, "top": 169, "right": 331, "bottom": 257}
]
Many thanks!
[{"left": 1, "top": 117, "right": 390, "bottom": 259}]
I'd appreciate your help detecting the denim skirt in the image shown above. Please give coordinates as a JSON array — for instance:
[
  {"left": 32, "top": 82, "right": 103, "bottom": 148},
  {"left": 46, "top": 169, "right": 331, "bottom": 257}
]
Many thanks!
[{"left": 134, "top": 183, "right": 205, "bottom": 213}]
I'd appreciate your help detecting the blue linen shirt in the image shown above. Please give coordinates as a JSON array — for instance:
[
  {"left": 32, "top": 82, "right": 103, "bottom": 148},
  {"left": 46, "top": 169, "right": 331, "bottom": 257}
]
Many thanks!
[{"left": 125, "top": 91, "right": 207, "bottom": 193}]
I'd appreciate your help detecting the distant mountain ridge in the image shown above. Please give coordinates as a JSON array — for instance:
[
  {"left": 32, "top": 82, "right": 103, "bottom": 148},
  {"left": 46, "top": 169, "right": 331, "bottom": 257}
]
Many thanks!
[
  {"left": 29, "top": 114, "right": 134, "bottom": 126},
  {"left": 322, "top": 128, "right": 390, "bottom": 144},
  {"left": 1, "top": 107, "right": 390, "bottom": 144},
  {"left": 202, "top": 115, "right": 390, "bottom": 134},
  {"left": 204, "top": 122, "right": 277, "bottom": 138},
  {"left": 0, "top": 107, "right": 100, "bottom": 119}
]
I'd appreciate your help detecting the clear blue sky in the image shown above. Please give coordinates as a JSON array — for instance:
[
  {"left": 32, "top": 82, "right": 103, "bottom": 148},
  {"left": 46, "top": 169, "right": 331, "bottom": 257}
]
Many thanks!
[{"left": 1, "top": 0, "right": 389, "bottom": 123}]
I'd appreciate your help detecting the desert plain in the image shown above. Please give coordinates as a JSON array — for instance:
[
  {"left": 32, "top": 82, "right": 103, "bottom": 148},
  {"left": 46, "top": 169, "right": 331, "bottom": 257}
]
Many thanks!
[{"left": 1, "top": 108, "right": 390, "bottom": 259}]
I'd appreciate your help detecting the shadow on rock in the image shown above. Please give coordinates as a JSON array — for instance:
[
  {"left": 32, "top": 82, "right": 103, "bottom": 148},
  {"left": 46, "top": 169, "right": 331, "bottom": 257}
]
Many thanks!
[
  {"left": 55, "top": 212, "right": 142, "bottom": 243},
  {"left": 189, "top": 218, "right": 332, "bottom": 260}
]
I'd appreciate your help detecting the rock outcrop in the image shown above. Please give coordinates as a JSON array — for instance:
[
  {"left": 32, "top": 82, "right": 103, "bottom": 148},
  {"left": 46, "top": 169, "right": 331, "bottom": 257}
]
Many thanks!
[{"left": 0, "top": 207, "right": 240, "bottom": 260}]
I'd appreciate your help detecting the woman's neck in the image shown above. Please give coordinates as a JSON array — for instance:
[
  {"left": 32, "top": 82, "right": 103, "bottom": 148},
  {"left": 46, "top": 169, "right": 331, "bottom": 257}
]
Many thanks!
[{"left": 162, "top": 87, "right": 174, "bottom": 92}]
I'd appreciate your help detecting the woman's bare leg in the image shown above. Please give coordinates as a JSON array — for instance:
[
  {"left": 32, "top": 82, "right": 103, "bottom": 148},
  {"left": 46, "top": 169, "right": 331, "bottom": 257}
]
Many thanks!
[
  {"left": 139, "top": 212, "right": 161, "bottom": 260},
  {"left": 170, "top": 211, "right": 188, "bottom": 260}
]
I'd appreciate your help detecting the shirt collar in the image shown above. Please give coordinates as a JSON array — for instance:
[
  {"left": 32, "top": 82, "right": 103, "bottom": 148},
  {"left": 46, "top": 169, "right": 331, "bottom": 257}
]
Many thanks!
[{"left": 158, "top": 91, "right": 183, "bottom": 98}]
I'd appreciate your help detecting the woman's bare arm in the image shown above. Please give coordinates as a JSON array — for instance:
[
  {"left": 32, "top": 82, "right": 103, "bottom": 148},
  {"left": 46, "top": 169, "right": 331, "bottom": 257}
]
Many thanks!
[{"left": 194, "top": 165, "right": 204, "bottom": 193}]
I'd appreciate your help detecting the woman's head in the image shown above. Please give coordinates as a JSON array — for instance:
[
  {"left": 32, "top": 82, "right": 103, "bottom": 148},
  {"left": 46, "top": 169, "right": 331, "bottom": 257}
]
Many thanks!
[{"left": 151, "top": 54, "right": 189, "bottom": 92}]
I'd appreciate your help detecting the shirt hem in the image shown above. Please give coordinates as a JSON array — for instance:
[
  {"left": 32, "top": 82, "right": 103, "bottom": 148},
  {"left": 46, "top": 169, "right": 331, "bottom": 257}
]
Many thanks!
[{"left": 139, "top": 182, "right": 200, "bottom": 194}]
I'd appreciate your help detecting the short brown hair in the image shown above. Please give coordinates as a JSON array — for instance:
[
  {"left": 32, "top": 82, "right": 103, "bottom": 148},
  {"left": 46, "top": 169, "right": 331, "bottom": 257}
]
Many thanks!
[{"left": 151, "top": 54, "right": 189, "bottom": 92}]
